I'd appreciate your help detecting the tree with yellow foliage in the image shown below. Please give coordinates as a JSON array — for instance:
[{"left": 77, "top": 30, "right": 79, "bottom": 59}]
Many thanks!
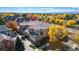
[
  {"left": 48, "top": 25, "right": 55, "bottom": 39},
  {"left": 58, "top": 19, "right": 65, "bottom": 25},
  {"left": 48, "top": 25, "right": 69, "bottom": 50},
  {"left": 54, "top": 18, "right": 65, "bottom": 25},
  {"left": 71, "top": 33, "right": 79, "bottom": 44},
  {"left": 49, "top": 17, "right": 55, "bottom": 23},
  {"left": 66, "top": 20, "right": 76, "bottom": 27},
  {"left": 55, "top": 19, "right": 59, "bottom": 24},
  {"left": 2, "top": 13, "right": 15, "bottom": 17}
]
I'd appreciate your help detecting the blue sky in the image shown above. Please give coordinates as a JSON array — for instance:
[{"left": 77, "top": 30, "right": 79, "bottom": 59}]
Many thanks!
[{"left": 0, "top": 7, "right": 79, "bottom": 14}]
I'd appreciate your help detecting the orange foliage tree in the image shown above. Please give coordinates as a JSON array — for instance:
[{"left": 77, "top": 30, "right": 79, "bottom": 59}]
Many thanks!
[{"left": 6, "top": 21, "right": 18, "bottom": 30}]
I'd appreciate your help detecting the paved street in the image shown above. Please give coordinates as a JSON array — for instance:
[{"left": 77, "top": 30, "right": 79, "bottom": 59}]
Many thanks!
[{"left": 23, "top": 39, "right": 34, "bottom": 51}]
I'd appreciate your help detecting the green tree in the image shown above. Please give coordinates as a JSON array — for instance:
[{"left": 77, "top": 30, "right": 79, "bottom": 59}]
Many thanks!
[
  {"left": 0, "top": 17, "right": 5, "bottom": 25},
  {"left": 64, "top": 14, "right": 75, "bottom": 20},
  {"left": 15, "top": 37, "right": 25, "bottom": 51}
]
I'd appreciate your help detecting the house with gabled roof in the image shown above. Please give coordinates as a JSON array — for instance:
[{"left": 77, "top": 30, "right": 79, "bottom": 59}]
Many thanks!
[{"left": 0, "top": 33, "right": 14, "bottom": 51}]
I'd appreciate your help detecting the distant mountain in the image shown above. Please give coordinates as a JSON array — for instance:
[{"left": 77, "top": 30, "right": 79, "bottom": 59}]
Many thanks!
[{"left": 0, "top": 7, "right": 78, "bottom": 14}]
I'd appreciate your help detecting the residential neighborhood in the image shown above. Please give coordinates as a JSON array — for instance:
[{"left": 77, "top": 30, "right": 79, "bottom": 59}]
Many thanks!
[{"left": 1, "top": 8, "right": 79, "bottom": 51}]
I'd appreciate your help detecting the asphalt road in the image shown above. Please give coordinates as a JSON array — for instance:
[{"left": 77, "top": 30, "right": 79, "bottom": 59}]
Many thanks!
[{"left": 23, "top": 39, "right": 34, "bottom": 51}]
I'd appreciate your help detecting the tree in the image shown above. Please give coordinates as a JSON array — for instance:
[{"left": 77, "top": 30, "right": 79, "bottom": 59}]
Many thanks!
[
  {"left": 48, "top": 25, "right": 69, "bottom": 50},
  {"left": 6, "top": 20, "right": 18, "bottom": 30},
  {"left": 2, "top": 13, "right": 15, "bottom": 16},
  {"left": 15, "top": 37, "right": 25, "bottom": 51},
  {"left": 0, "top": 17, "right": 5, "bottom": 25},
  {"left": 49, "top": 17, "right": 55, "bottom": 23},
  {"left": 72, "top": 33, "right": 79, "bottom": 43},
  {"left": 58, "top": 19, "right": 65, "bottom": 25},
  {"left": 64, "top": 14, "right": 75, "bottom": 20},
  {"left": 66, "top": 20, "right": 76, "bottom": 27}
]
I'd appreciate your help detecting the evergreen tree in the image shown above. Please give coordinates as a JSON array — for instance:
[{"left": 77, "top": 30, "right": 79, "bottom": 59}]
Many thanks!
[{"left": 15, "top": 37, "right": 25, "bottom": 51}]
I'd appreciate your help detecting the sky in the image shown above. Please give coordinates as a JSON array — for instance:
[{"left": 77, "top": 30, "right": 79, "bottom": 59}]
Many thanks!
[{"left": 0, "top": 7, "right": 79, "bottom": 14}]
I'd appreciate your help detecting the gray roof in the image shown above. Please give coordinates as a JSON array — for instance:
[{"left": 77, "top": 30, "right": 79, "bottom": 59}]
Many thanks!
[
  {"left": 20, "top": 21, "right": 50, "bottom": 30},
  {"left": 0, "top": 33, "right": 13, "bottom": 41},
  {"left": 0, "top": 25, "right": 8, "bottom": 32}
]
